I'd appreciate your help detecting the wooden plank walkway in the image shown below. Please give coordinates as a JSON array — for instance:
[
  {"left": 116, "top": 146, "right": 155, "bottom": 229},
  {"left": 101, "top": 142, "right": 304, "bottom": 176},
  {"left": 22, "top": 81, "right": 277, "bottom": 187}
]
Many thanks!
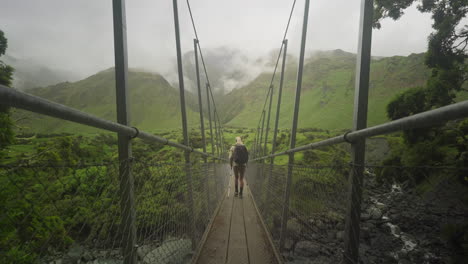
[{"left": 195, "top": 176, "right": 280, "bottom": 264}]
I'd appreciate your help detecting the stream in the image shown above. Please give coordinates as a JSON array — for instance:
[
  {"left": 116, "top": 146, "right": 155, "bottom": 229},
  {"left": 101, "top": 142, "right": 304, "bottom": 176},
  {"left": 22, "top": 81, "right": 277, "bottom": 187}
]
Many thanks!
[{"left": 363, "top": 182, "right": 445, "bottom": 263}]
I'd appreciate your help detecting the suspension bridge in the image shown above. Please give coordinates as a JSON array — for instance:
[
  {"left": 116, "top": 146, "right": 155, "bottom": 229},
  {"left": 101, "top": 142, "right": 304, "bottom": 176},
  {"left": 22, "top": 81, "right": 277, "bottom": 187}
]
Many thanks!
[{"left": 1, "top": 0, "right": 468, "bottom": 264}]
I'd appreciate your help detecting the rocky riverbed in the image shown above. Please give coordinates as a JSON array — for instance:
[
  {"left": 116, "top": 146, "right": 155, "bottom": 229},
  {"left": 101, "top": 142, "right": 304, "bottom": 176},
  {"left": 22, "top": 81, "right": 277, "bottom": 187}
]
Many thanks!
[
  {"left": 284, "top": 172, "right": 467, "bottom": 264},
  {"left": 44, "top": 238, "right": 192, "bottom": 264}
]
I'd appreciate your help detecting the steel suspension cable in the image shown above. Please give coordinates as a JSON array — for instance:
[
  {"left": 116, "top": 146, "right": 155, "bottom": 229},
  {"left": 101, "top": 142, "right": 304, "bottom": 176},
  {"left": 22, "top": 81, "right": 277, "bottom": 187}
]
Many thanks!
[
  {"left": 253, "top": 0, "right": 297, "bottom": 156},
  {"left": 186, "top": 0, "right": 226, "bottom": 157}
]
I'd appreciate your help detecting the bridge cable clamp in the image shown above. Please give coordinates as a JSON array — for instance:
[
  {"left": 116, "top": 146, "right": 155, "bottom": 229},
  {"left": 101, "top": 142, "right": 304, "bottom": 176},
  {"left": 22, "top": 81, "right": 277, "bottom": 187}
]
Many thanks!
[
  {"left": 130, "top": 127, "right": 140, "bottom": 139},
  {"left": 343, "top": 130, "right": 353, "bottom": 144}
]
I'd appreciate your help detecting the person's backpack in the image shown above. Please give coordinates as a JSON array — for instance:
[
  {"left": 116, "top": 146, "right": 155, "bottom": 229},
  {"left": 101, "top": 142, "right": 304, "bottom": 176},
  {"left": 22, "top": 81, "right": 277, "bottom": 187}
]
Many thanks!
[{"left": 233, "top": 144, "right": 249, "bottom": 165}]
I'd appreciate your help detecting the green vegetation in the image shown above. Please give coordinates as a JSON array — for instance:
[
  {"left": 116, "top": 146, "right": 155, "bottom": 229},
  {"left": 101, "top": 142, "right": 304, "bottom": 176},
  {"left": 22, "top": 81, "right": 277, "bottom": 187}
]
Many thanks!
[
  {"left": 2, "top": 4, "right": 467, "bottom": 259},
  {"left": 374, "top": 0, "right": 468, "bottom": 197},
  {"left": 0, "top": 29, "right": 15, "bottom": 158},
  {"left": 374, "top": 2, "right": 468, "bottom": 261},
  {"left": 0, "top": 130, "right": 216, "bottom": 263},
  {"left": 222, "top": 51, "right": 434, "bottom": 129},
  {"left": 14, "top": 69, "right": 202, "bottom": 134},
  {"left": 13, "top": 49, "right": 463, "bottom": 135}
]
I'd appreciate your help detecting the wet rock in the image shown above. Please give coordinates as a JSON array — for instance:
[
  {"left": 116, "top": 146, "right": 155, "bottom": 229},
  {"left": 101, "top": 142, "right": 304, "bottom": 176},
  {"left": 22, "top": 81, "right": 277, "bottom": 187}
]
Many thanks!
[
  {"left": 368, "top": 207, "right": 383, "bottom": 220},
  {"left": 137, "top": 245, "right": 153, "bottom": 260},
  {"left": 360, "top": 227, "right": 371, "bottom": 239},
  {"left": 336, "top": 231, "right": 344, "bottom": 241},
  {"left": 361, "top": 213, "right": 371, "bottom": 221},
  {"left": 110, "top": 249, "right": 120, "bottom": 258},
  {"left": 335, "top": 221, "right": 344, "bottom": 230},
  {"left": 96, "top": 251, "right": 107, "bottom": 259},
  {"left": 63, "top": 244, "right": 84, "bottom": 264},
  {"left": 91, "top": 259, "right": 122, "bottom": 264},
  {"left": 284, "top": 239, "right": 295, "bottom": 251},
  {"left": 362, "top": 221, "right": 376, "bottom": 230},
  {"left": 143, "top": 239, "right": 191, "bottom": 264},
  {"left": 391, "top": 224, "right": 401, "bottom": 236},
  {"left": 398, "top": 259, "right": 412, "bottom": 264},
  {"left": 287, "top": 218, "right": 302, "bottom": 239},
  {"left": 310, "top": 233, "right": 319, "bottom": 240},
  {"left": 294, "top": 241, "right": 320, "bottom": 258},
  {"left": 82, "top": 251, "right": 94, "bottom": 262},
  {"left": 282, "top": 251, "right": 294, "bottom": 261},
  {"left": 315, "top": 219, "right": 324, "bottom": 229}
]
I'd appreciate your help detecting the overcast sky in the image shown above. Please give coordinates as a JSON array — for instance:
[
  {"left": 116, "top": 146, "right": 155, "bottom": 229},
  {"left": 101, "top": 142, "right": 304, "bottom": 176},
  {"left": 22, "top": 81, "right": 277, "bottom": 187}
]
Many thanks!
[{"left": 0, "top": 0, "right": 434, "bottom": 80}]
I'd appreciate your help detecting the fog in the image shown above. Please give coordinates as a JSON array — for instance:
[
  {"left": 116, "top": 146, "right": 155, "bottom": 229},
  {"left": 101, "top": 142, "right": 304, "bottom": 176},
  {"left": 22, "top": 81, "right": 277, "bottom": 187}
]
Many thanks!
[{"left": 0, "top": 0, "right": 433, "bottom": 91}]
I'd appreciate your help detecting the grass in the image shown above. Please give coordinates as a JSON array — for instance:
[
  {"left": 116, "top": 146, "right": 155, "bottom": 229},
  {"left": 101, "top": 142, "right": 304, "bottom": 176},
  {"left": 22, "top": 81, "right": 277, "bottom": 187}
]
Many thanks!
[
  {"left": 14, "top": 51, "right": 467, "bottom": 136},
  {"left": 224, "top": 52, "right": 437, "bottom": 130}
]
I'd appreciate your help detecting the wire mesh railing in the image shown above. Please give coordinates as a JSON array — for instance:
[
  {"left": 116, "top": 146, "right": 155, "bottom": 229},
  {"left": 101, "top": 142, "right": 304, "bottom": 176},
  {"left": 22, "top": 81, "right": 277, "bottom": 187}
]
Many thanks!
[
  {"left": 247, "top": 161, "right": 468, "bottom": 264},
  {"left": 247, "top": 162, "right": 350, "bottom": 263},
  {"left": 0, "top": 159, "right": 229, "bottom": 264}
]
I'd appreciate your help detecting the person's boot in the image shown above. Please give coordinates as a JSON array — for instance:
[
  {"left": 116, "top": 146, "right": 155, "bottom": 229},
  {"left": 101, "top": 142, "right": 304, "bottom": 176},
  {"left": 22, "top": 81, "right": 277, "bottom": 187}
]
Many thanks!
[
  {"left": 234, "top": 185, "right": 239, "bottom": 197},
  {"left": 239, "top": 187, "right": 243, "bottom": 198}
]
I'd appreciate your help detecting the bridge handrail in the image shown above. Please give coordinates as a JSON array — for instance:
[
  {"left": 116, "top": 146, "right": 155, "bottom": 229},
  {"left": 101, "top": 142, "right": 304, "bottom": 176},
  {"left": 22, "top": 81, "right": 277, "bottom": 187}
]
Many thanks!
[
  {"left": 253, "top": 100, "right": 468, "bottom": 161},
  {"left": 0, "top": 84, "right": 226, "bottom": 161}
]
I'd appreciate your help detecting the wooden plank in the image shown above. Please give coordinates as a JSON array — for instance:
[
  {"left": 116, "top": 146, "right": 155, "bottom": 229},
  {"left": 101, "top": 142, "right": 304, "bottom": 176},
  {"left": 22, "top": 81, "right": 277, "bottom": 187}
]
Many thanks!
[
  {"left": 226, "top": 194, "right": 249, "bottom": 264},
  {"left": 191, "top": 186, "right": 228, "bottom": 263},
  {"left": 248, "top": 186, "right": 284, "bottom": 264},
  {"left": 243, "top": 186, "right": 279, "bottom": 264},
  {"left": 196, "top": 175, "right": 234, "bottom": 264},
  {"left": 196, "top": 177, "right": 280, "bottom": 264}
]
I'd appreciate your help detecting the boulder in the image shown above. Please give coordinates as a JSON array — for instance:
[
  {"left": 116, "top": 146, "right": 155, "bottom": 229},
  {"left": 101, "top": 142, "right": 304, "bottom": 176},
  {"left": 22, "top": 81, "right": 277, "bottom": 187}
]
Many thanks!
[
  {"left": 82, "top": 251, "right": 94, "bottom": 262},
  {"left": 143, "top": 239, "right": 191, "bottom": 264},
  {"left": 287, "top": 218, "right": 302, "bottom": 239},
  {"left": 399, "top": 259, "right": 412, "bottom": 264},
  {"left": 284, "top": 239, "right": 295, "bottom": 251},
  {"left": 294, "top": 241, "right": 320, "bottom": 258},
  {"left": 336, "top": 231, "right": 344, "bottom": 241},
  {"left": 91, "top": 259, "right": 122, "bottom": 264},
  {"left": 368, "top": 207, "right": 383, "bottom": 220},
  {"left": 63, "top": 244, "right": 84, "bottom": 264},
  {"left": 360, "top": 213, "right": 371, "bottom": 221},
  {"left": 137, "top": 244, "right": 153, "bottom": 260}
]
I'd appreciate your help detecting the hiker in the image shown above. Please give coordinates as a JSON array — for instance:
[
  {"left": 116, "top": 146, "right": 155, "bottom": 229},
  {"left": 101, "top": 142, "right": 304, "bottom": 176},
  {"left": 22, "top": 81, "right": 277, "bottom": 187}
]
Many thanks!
[{"left": 229, "top": 136, "right": 249, "bottom": 197}]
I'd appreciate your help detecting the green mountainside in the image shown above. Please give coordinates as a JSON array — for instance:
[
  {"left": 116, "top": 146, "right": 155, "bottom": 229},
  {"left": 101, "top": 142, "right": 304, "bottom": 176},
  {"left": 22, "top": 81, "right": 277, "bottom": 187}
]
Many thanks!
[
  {"left": 15, "top": 69, "right": 200, "bottom": 134},
  {"left": 15, "top": 50, "right": 462, "bottom": 134},
  {"left": 222, "top": 50, "right": 432, "bottom": 129}
]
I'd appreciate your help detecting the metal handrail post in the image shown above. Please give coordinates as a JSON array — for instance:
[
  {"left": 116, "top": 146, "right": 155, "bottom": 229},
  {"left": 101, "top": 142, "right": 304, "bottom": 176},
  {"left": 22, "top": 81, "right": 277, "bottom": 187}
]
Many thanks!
[
  {"left": 206, "top": 83, "right": 215, "bottom": 156},
  {"left": 259, "top": 110, "right": 266, "bottom": 157},
  {"left": 271, "top": 40, "right": 288, "bottom": 159},
  {"left": 194, "top": 39, "right": 211, "bottom": 213},
  {"left": 112, "top": 1, "right": 137, "bottom": 263},
  {"left": 279, "top": 0, "right": 310, "bottom": 250},
  {"left": 173, "top": 0, "right": 196, "bottom": 250},
  {"left": 258, "top": 110, "right": 267, "bottom": 182},
  {"left": 213, "top": 109, "right": 220, "bottom": 158},
  {"left": 216, "top": 112, "right": 222, "bottom": 156},
  {"left": 194, "top": 40, "right": 207, "bottom": 157},
  {"left": 343, "top": 0, "right": 373, "bottom": 263},
  {"left": 268, "top": 39, "right": 288, "bottom": 209},
  {"left": 254, "top": 126, "right": 260, "bottom": 158},
  {"left": 218, "top": 115, "right": 225, "bottom": 156},
  {"left": 205, "top": 83, "right": 218, "bottom": 198},
  {"left": 264, "top": 85, "right": 274, "bottom": 157},
  {"left": 252, "top": 137, "right": 257, "bottom": 158}
]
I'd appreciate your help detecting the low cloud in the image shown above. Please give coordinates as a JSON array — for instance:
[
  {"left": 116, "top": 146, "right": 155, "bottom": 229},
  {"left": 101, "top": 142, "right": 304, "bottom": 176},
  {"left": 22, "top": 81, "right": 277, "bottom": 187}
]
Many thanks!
[{"left": 1, "top": 0, "right": 434, "bottom": 90}]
